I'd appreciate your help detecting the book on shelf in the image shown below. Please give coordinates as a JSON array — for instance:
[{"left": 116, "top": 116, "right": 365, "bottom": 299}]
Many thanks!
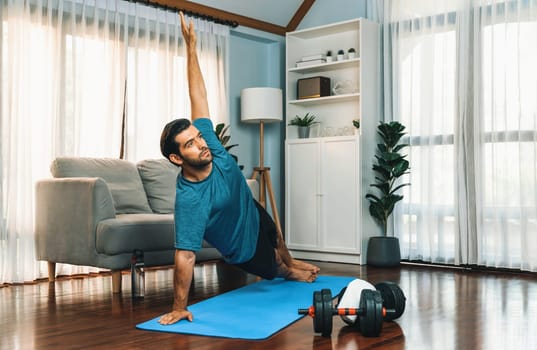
[
  {"left": 300, "top": 53, "right": 326, "bottom": 61},
  {"left": 295, "top": 59, "right": 326, "bottom": 67}
]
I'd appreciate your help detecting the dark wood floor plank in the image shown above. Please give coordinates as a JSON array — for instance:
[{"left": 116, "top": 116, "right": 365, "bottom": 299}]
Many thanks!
[{"left": 1, "top": 261, "right": 536, "bottom": 350}]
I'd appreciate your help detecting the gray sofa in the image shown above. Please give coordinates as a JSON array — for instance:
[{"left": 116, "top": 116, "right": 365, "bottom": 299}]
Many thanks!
[{"left": 35, "top": 157, "right": 258, "bottom": 293}]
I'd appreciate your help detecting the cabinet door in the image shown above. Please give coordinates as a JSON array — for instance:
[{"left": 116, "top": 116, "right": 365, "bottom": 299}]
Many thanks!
[
  {"left": 320, "top": 137, "right": 360, "bottom": 253},
  {"left": 285, "top": 140, "right": 320, "bottom": 249}
]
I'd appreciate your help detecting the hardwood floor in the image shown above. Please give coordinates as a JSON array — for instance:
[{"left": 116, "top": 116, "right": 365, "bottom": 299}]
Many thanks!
[{"left": 1, "top": 261, "right": 536, "bottom": 350}]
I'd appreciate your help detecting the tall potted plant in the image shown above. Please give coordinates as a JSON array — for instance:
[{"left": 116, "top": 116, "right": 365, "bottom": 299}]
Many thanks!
[{"left": 366, "top": 121, "right": 410, "bottom": 267}]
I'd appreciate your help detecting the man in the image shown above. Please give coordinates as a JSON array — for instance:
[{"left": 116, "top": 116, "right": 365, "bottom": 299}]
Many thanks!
[{"left": 158, "top": 12, "right": 320, "bottom": 326}]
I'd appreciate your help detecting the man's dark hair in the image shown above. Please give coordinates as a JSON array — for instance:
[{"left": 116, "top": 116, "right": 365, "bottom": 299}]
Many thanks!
[{"left": 160, "top": 118, "right": 192, "bottom": 160}]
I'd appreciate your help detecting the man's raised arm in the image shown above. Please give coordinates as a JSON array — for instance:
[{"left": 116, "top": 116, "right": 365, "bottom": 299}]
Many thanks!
[{"left": 180, "top": 12, "right": 210, "bottom": 121}]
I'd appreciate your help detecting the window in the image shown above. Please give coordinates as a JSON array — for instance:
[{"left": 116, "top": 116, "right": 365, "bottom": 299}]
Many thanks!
[
  {"left": 396, "top": 24, "right": 457, "bottom": 263},
  {"left": 390, "top": 2, "right": 537, "bottom": 270},
  {"left": 480, "top": 21, "right": 537, "bottom": 264}
]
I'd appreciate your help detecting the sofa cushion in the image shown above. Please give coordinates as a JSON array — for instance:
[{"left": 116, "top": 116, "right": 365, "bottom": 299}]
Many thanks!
[
  {"left": 96, "top": 213, "right": 221, "bottom": 258},
  {"left": 96, "top": 214, "right": 175, "bottom": 254},
  {"left": 50, "top": 157, "right": 152, "bottom": 214},
  {"left": 137, "top": 159, "right": 181, "bottom": 214}
]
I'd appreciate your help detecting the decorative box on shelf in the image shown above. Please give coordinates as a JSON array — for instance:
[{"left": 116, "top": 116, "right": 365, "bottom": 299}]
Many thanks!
[{"left": 297, "top": 76, "right": 331, "bottom": 100}]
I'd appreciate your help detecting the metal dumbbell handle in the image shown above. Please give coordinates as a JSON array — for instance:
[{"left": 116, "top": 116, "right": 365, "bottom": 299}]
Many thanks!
[
  {"left": 298, "top": 307, "right": 316, "bottom": 317},
  {"left": 299, "top": 306, "right": 396, "bottom": 318},
  {"left": 333, "top": 307, "right": 397, "bottom": 318}
]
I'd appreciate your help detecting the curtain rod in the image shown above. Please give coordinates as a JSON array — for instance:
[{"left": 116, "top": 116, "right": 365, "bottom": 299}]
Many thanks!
[{"left": 128, "top": 0, "right": 239, "bottom": 28}]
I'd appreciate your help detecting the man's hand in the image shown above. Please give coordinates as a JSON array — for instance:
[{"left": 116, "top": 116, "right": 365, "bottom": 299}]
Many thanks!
[
  {"left": 160, "top": 250, "right": 196, "bottom": 325},
  {"left": 179, "top": 11, "right": 196, "bottom": 50},
  {"left": 178, "top": 11, "right": 210, "bottom": 120},
  {"left": 158, "top": 309, "right": 193, "bottom": 325}
]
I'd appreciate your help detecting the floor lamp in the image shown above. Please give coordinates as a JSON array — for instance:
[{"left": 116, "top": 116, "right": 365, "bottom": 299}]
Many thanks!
[{"left": 241, "top": 87, "right": 283, "bottom": 233}]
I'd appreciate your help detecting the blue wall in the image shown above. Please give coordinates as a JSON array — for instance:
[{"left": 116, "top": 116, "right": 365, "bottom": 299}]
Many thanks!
[
  {"left": 229, "top": 28, "right": 285, "bottom": 218},
  {"left": 228, "top": 1, "right": 367, "bottom": 222}
]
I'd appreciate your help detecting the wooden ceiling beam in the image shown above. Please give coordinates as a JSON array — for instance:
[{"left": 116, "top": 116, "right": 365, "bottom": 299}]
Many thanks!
[
  {"left": 286, "top": 0, "right": 315, "bottom": 32},
  {"left": 148, "top": 0, "right": 288, "bottom": 36}
]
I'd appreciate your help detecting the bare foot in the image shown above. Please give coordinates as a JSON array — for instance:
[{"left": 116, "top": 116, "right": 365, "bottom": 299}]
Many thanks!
[
  {"left": 282, "top": 267, "right": 317, "bottom": 282},
  {"left": 274, "top": 232, "right": 320, "bottom": 275},
  {"left": 275, "top": 250, "right": 317, "bottom": 282},
  {"left": 291, "top": 259, "right": 320, "bottom": 274}
]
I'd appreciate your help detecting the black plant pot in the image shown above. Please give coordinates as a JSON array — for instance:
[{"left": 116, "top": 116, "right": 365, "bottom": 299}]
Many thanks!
[{"left": 366, "top": 236, "right": 401, "bottom": 267}]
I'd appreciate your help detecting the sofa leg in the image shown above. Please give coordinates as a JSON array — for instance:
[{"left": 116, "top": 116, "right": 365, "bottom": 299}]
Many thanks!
[
  {"left": 111, "top": 270, "right": 122, "bottom": 294},
  {"left": 48, "top": 262, "right": 56, "bottom": 282}
]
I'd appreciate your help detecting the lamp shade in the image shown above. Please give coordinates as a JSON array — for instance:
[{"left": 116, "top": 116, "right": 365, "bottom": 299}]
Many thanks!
[{"left": 240, "top": 87, "right": 283, "bottom": 123}]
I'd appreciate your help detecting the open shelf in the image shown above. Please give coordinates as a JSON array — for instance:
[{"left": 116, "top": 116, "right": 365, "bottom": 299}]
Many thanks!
[
  {"left": 288, "top": 58, "right": 360, "bottom": 74},
  {"left": 288, "top": 93, "right": 359, "bottom": 105}
]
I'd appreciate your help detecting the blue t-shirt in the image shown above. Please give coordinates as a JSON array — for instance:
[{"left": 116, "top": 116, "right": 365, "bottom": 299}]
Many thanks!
[{"left": 174, "top": 118, "right": 260, "bottom": 264}]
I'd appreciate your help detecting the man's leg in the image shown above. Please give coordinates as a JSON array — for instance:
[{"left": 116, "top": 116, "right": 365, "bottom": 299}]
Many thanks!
[
  {"left": 235, "top": 227, "right": 316, "bottom": 282},
  {"left": 255, "top": 200, "right": 320, "bottom": 274},
  {"left": 274, "top": 248, "right": 317, "bottom": 282},
  {"left": 274, "top": 227, "right": 320, "bottom": 274}
]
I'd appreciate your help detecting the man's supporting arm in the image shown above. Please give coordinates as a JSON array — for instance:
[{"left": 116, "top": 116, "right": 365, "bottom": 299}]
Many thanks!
[
  {"left": 180, "top": 11, "right": 210, "bottom": 121},
  {"left": 158, "top": 249, "right": 196, "bottom": 325}
]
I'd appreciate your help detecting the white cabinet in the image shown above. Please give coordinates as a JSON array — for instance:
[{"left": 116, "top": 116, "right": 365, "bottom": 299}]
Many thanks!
[
  {"left": 285, "top": 137, "right": 360, "bottom": 263},
  {"left": 285, "top": 139, "right": 319, "bottom": 250},
  {"left": 284, "top": 18, "right": 380, "bottom": 264}
]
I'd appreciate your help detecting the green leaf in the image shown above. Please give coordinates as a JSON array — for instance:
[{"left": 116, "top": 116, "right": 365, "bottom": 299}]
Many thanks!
[
  {"left": 393, "top": 144, "right": 409, "bottom": 152},
  {"left": 382, "top": 152, "right": 403, "bottom": 162},
  {"left": 288, "top": 112, "right": 318, "bottom": 126},
  {"left": 215, "top": 123, "right": 225, "bottom": 136},
  {"left": 225, "top": 144, "right": 238, "bottom": 152},
  {"left": 214, "top": 123, "right": 241, "bottom": 167},
  {"left": 368, "top": 201, "right": 386, "bottom": 224},
  {"left": 390, "top": 183, "right": 410, "bottom": 195},
  {"left": 385, "top": 194, "right": 404, "bottom": 213},
  {"left": 371, "top": 182, "right": 390, "bottom": 195},
  {"left": 221, "top": 135, "right": 231, "bottom": 146},
  {"left": 372, "top": 164, "right": 390, "bottom": 179},
  {"left": 392, "top": 159, "right": 410, "bottom": 177}
]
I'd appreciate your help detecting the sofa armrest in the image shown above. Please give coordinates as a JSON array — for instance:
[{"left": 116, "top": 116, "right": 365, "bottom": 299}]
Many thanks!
[
  {"left": 246, "top": 179, "right": 259, "bottom": 201},
  {"left": 35, "top": 177, "right": 116, "bottom": 266}
]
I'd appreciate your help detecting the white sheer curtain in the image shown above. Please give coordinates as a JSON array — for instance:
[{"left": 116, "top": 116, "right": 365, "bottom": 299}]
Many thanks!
[
  {"left": 0, "top": 0, "right": 229, "bottom": 284},
  {"left": 124, "top": 10, "right": 229, "bottom": 161},
  {"left": 476, "top": 0, "right": 537, "bottom": 271},
  {"left": 385, "top": 0, "right": 537, "bottom": 271}
]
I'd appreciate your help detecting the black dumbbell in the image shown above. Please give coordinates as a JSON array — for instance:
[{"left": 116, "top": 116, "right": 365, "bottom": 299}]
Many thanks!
[
  {"left": 298, "top": 282, "right": 406, "bottom": 337},
  {"left": 299, "top": 288, "right": 386, "bottom": 337},
  {"left": 374, "top": 281, "right": 406, "bottom": 321}
]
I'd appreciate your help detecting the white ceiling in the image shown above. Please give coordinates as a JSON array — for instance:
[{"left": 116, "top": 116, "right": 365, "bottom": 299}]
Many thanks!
[{"left": 188, "top": 0, "right": 304, "bottom": 27}]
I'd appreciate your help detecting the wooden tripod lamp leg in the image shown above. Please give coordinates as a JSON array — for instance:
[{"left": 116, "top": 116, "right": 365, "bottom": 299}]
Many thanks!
[
  {"left": 251, "top": 167, "right": 267, "bottom": 209},
  {"left": 262, "top": 169, "right": 282, "bottom": 235}
]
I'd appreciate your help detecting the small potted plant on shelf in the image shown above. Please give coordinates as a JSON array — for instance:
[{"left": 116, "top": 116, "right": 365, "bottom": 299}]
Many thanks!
[
  {"left": 348, "top": 47, "right": 357, "bottom": 59},
  {"left": 326, "top": 50, "right": 333, "bottom": 62},
  {"left": 353, "top": 118, "right": 360, "bottom": 130},
  {"left": 288, "top": 112, "right": 318, "bottom": 138},
  {"left": 337, "top": 49, "right": 345, "bottom": 61},
  {"left": 365, "top": 121, "right": 410, "bottom": 267}
]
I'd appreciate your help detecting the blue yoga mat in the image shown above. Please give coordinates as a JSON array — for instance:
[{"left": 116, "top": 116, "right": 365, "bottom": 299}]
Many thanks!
[{"left": 136, "top": 275, "right": 354, "bottom": 340}]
